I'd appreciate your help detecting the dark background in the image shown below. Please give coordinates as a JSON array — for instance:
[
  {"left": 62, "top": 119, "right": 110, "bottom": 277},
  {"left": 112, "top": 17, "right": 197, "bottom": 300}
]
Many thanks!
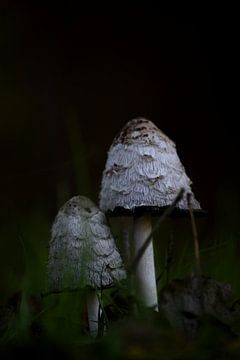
[{"left": 0, "top": 7, "right": 239, "bottom": 298}]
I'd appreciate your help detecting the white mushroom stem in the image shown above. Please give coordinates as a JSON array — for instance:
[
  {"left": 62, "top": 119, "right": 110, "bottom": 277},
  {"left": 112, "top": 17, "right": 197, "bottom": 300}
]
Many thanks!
[
  {"left": 133, "top": 214, "right": 158, "bottom": 311},
  {"left": 87, "top": 291, "right": 101, "bottom": 337}
]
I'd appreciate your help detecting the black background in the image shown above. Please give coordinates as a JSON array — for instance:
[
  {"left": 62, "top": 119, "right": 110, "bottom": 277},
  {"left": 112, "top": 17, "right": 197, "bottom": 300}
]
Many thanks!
[{"left": 0, "top": 7, "right": 238, "bottom": 257}]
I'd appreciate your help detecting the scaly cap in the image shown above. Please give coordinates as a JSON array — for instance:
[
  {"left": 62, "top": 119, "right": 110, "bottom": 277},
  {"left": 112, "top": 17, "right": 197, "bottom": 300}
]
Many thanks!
[
  {"left": 48, "top": 196, "right": 126, "bottom": 291},
  {"left": 100, "top": 118, "right": 201, "bottom": 215}
]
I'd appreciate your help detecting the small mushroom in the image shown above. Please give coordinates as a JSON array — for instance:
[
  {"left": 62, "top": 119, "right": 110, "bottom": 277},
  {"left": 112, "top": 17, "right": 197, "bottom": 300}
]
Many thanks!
[
  {"left": 47, "top": 196, "right": 126, "bottom": 337},
  {"left": 100, "top": 118, "right": 201, "bottom": 311}
]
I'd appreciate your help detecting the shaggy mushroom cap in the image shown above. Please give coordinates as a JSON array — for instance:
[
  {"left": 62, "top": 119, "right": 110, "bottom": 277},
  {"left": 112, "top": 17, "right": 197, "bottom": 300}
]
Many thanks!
[
  {"left": 100, "top": 118, "right": 201, "bottom": 216},
  {"left": 48, "top": 196, "right": 126, "bottom": 291}
]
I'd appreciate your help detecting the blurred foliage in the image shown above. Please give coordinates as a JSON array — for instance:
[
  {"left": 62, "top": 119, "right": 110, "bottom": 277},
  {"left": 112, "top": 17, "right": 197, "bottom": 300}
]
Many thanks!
[
  {"left": 1, "top": 165, "right": 239, "bottom": 358},
  {"left": 1, "top": 8, "right": 239, "bottom": 358},
  {"left": 65, "top": 111, "right": 92, "bottom": 199},
  {"left": 1, "top": 188, "right": 240, "bottom": 359},
  {"left": 1, "top": 112, "right": 239, "bottom": 359}
]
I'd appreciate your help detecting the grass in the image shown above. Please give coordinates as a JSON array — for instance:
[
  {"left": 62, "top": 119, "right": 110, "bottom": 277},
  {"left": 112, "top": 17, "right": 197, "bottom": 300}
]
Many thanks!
[
  {"left": 1, "top": 205, "right": 239, "bottom": 359},
  {"left": 1, "top": 124, "right": 239, "bottom": 359}
]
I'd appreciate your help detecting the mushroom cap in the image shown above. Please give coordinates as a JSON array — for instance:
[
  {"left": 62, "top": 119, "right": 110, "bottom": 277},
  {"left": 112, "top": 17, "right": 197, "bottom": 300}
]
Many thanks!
[
  {"left": 100, "top": 118, "right": 202, "bottom": 216},
  {"left": 48, "top": 196, "right": 126, "bottom": 291}
]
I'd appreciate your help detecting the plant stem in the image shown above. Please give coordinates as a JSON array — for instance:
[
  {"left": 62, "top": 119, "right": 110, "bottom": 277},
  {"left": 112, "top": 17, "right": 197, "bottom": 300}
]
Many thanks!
[
  {"left": 187, "top": 193, "right": 201, "bottom": 275},
  {"left": 120, "top": 216, "right": 133, "bottom": 267}
]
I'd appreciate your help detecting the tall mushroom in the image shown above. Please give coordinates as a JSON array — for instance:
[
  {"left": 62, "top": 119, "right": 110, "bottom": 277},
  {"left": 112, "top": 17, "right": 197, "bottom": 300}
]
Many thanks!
[
  {"left": 47, "top": 195, "right": 126, "bottom": 337},
  {"left": 99, "top": 118, "right": 201, "bottom": 311}
]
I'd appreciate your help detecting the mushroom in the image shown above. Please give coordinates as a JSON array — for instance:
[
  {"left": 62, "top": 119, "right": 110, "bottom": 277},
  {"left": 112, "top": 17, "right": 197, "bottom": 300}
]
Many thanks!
[
  {"left": 47, "top": 195, "right": 126, "bottom": 337},
  {"left": 99, "top": 118, "right": 201, "bottom": 311}
]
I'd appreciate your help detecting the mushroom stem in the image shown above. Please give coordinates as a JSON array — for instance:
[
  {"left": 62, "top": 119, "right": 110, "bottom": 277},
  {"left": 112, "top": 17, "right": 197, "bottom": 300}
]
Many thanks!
[
  {"left": 133, "top": 214, "right": 158, "bottom": 311},
  {"left": 87, "top": 290, "right": 101, "bottom": 337}
]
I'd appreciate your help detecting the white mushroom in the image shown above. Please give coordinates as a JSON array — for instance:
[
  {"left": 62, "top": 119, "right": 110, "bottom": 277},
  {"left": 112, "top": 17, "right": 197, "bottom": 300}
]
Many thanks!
[
  {"left": 100, "top": 118, "right": 201, "bottom": 311},
  {"left": 48, "top": 195, "right": 126, "bottom": 337}
]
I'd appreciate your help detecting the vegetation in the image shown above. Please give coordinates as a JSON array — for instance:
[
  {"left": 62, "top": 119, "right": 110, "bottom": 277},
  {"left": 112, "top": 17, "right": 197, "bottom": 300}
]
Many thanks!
[
  {"left": 1, "top": 120, "right": 239, "bottom": 359},
  {"left": 1, "top": 199, "right": 240, "bottom": 359}
]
